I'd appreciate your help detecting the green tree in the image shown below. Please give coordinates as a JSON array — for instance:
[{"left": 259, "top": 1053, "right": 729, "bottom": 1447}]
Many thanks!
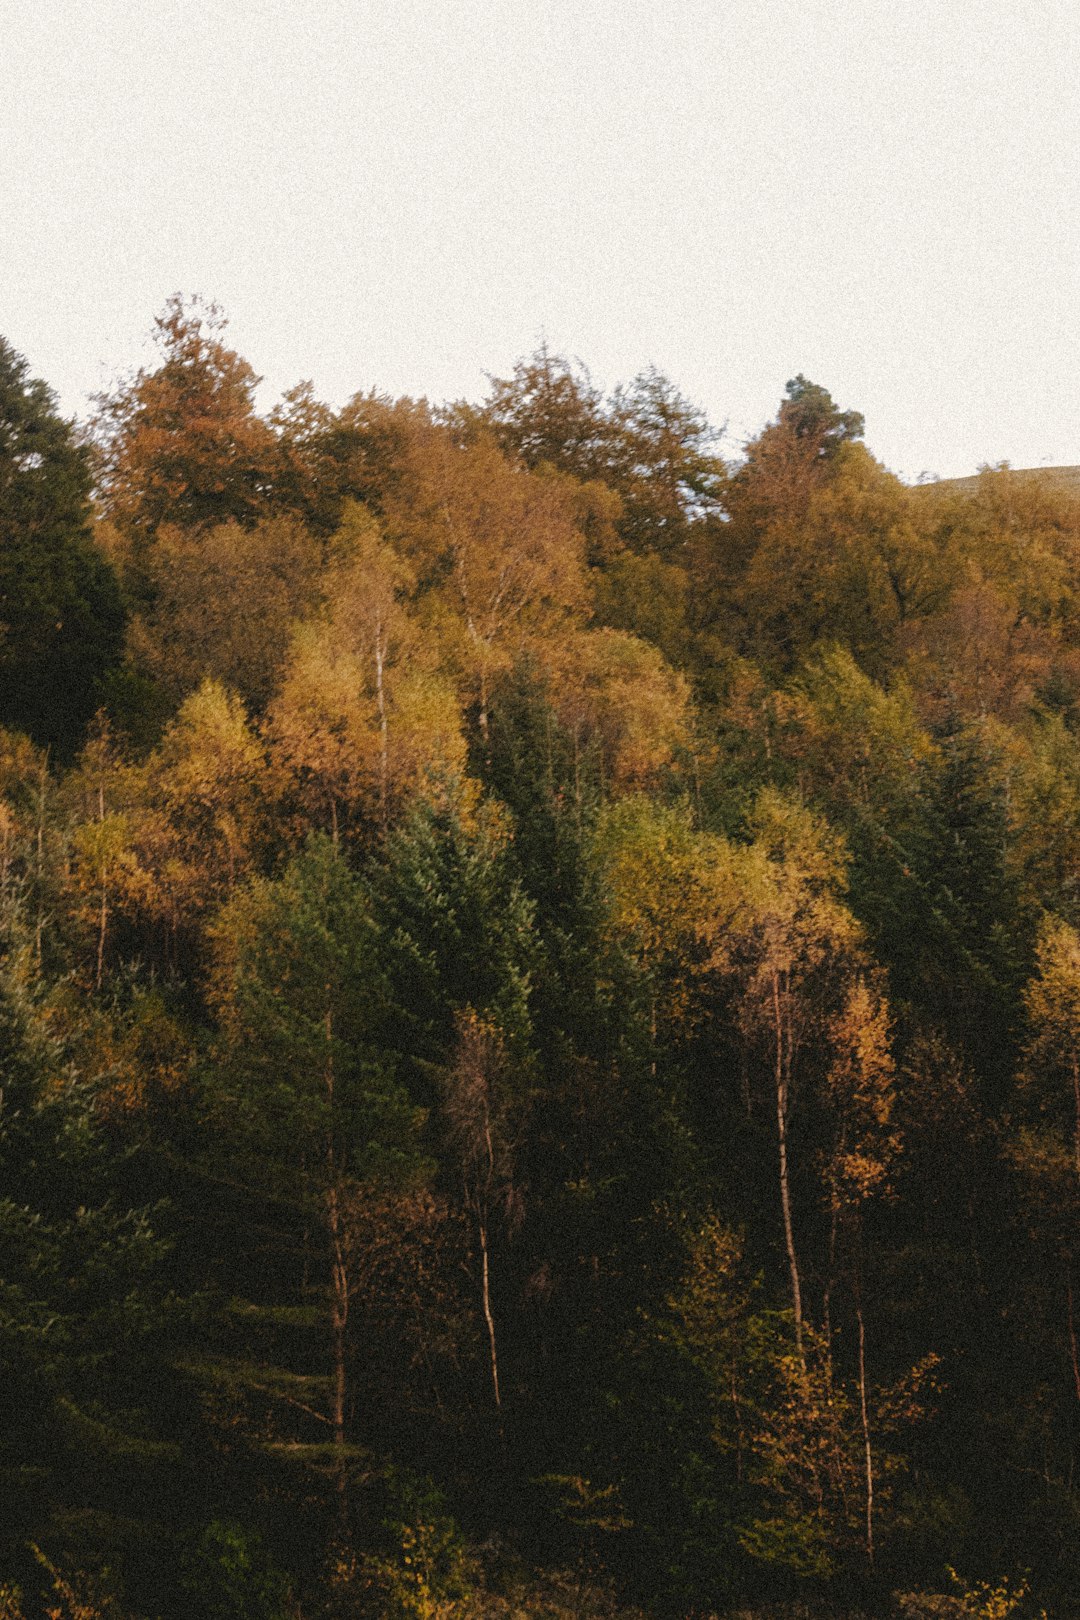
[
  {"left": 374, "top": 793, "right": 537, "bottom": 1076},
  {"left": 0, "top": 909, "right": 178, "bottom": 1603},
  {"left": 0, "top": 337, "right": 125, "bottom": 755},
  {"left": 606, "top": 365, "right": 725, "bottom": 557},
  {"left": 207, "top": 835, "right": 424, "bottom": 1521},
  {"left": 880, "top": 716, "right": 1029, "bottom": 1093}
]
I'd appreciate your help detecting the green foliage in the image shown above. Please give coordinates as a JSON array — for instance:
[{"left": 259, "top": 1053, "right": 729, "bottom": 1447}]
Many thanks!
[
  {"left": 10, "top": 318, "right": 1080, "bottom": 1620},
  {"left": 180, "top": 1521, "right": 293, "bottom": 1620},
  {"left": 360, "top": 1473, "right": 472, "bottom": 1620},
  {"left": 0, "top": 912, "right": 179, "bottom": 1598},
  {"left": 0, "top": 336, "right": 125, "bottom": 755},
  {"left": 375, "top": 792, "right": 537, "bottom": 1073},
  {"left": 209, "top": 833, "right": 420, "bottom": 1190}
]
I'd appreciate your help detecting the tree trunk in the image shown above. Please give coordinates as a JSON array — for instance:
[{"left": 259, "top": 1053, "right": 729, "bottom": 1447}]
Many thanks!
[
  {"left": 478, "top": 666, "right": 490, "bottom": 752},
  {"left": 478, "top": 1213, "right": 502, "bottom": 1420},
  {"left": 822, "top": 1198, "right": 838, "bottom": 1385},
  {"left": 374, "top": 617, "right": 389, "bottom": 835},
  {"left": 649, "top": 995, "right": 658, "bottom": 1081},
  {"left": 326, "top": 1179, "right": 350, "bottom": 1525},
  {"left": 96, "top": 883, "right": 108, "bottom": 991},
  {"left": 1067, "top": 1273, "right": 1080, "bottom": 1406},
  {"left": 34, "top": 756, "right": 47, "bottom": 969},
  {"left": 856, "top": 1287, "right": 874, "bottom": 1569},
  {"left": 95, "top": 785, "right": 107, "bottom": 990},
  {"left": 324, "top": 1006, "right": 350, "bottom": 1525},
  {"left": 773, "top": 973, "right": 803, "bottom": 1357},
  {"left": 478, "top": 1108, "right": 504, "bottom": 1432}
]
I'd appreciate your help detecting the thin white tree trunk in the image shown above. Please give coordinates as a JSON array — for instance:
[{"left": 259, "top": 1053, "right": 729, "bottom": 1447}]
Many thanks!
[
  {"left": 479, "top": 1215, "right": 502, "bottom": 1415},
  {"left": 856, "top": 1290, "right": 874, "bottom": 1569}
]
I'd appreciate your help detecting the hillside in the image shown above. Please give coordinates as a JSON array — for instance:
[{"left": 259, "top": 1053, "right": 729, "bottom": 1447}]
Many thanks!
[
  {"left": 2, "top": 317, "right": 1079, "bottom": 1619},
  {"left": 920, "top": 462, "right": 1080, "bottom": 497}
]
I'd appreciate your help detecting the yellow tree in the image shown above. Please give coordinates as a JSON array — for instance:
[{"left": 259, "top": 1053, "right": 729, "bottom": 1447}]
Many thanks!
[
  {"left": 820, "top": 975, "right": 900, "bottom": 1566},
  {"left": 706, "top": 791, "right": 863, "bottom": 1358},
  {"left": 543, "top": 627, "right": 690, "bottom": 792},
  {"left": 598, "top": 787, "right": 870, "bottom": 1360},
  {"left": 62, "top": 724, "right": 139, "bottom": 990},
  {"left": 387, "top": 433, "right": 587, "bottom": 741},
  {"left": 592, "top": 797, "right": 739, "bottom": 1047},
  {"left": 95, "top": 680, "right": 269, "bottom": 964},
  {"left": 267, "top": 506, "right": 466, "bottom": 840},
  {"left": 1023, "top": 914, "right": 1080, "bottom": 1178}
]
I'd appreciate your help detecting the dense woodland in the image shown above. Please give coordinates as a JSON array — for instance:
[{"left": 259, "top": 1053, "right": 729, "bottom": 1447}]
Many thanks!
[{"left": 4, "top": 297, "right": 1080, "bottom": 1618}]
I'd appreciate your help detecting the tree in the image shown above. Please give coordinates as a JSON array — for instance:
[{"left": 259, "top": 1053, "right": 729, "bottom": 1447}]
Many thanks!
[
  {"left": 472, "top": 344, "right": 610, "bottom": 486},
  {"left": 88, "top": 680, "right": 269, "bottom": 969},
  {"left": 90, "top": 295, "right": 278, "bottom": 541},
  {"left": 386, "top": 435, "right": 587, "bottom": 745},
  {"left": 591, "top": 550, "right": 691, "bottom": 667},
  {"left": 543, "top": 627, "right": 691, "bottom": 792},
  {"left": 0, "top": 904, "right": 178, "bottom": 1602},
  {"left": 706, "top": 376, "right": 866, "bottom": 668},
  {"left": 592, "top": 796, "right": 732, "bottom": 1051},
  {"left": 599, "top": 791, "right": 864, "bottom": 1358},
  {"left": 728, "top": 377, "right": 863, "bottom": 541},
  {"left": 0, "top": 336, "right": 125, "bottom": 755},
  {"left": 606, "top": 365, "right": 725, "bottom": 557},
  {"left": 126, "top": 514, "right": 322, "bottom": 712},
  {"left": 267, "top": 505, "right": 466, "bottom": 842},
  {"left": 732, "top": 443, "right": 946, "bottom": 676},
  {"left": 1014, "top": 915, "right": 1080, "bottom": 1423},
  {"left": 208, "top": 836, "right": 424, "bottom": 1520},
  {"left": 63, "top": 721, "right": 138, "bottom": 989},
  {"left": 883, "top": 715, "right": 1028, "bottom": 1093},
  {"left": 374, "top": 793, "right": 537, "bottom": 1081},
  {"left": 441, "top": 1010, "right": 522, "bottom": 1423},
  {"left": 1022, "top": 915, "right": 1080, "bottom": 1181},
  {"left": 820, "top": 975, "right": 901, "bottom": 1568},
  {"left": 473, "top": 349, "right": 725, "bottom": 560},
  {"left": 716, "top": 791, "right": 862, "bottom": 1356}
]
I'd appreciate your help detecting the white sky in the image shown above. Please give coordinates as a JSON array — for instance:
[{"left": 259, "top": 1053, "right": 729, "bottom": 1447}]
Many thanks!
[{"left": 2, "top": 0, "right": 1078, "bottom": 480}]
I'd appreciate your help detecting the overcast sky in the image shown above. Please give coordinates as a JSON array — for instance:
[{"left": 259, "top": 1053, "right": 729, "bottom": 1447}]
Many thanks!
[{"left": 2, "top": 0, "right": 1078, "bottom": 480}]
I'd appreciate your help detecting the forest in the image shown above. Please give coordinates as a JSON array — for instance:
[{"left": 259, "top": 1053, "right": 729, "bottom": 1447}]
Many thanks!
[{"left": 3, "top": 295, "right": 1080, "bottom": 1619}]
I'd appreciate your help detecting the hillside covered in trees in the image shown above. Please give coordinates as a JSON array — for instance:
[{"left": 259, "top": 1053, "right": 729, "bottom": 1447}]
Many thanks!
[{"left": 4, "top": 297, "right": 1080, "bottom": 1619}]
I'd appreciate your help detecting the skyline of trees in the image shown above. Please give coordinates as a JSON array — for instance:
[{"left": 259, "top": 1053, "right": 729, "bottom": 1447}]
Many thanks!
[{"left": 2, "top": 301, "right": 1080, "bottom": 1618}]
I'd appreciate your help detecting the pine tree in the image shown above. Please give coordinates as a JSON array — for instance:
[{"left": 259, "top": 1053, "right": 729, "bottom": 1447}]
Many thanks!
[{"left": 0, "top": 336, "right": 125, "bottom": 755}]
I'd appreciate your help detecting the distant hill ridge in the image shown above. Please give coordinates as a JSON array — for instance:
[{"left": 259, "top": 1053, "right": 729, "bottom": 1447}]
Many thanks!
[{"left": 921, "top": 464, "right": 1080, "bottom": 496}]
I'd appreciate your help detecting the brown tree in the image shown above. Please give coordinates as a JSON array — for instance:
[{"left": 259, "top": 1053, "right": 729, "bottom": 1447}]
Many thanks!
[{"left": 91, "top": 294, "right": 278, "bottom": 541}]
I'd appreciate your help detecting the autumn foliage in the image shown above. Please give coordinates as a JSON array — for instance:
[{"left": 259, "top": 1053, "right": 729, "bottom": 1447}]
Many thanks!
[{"left": 1, "top": 303, "right": 1078, "bottom": 1618}]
